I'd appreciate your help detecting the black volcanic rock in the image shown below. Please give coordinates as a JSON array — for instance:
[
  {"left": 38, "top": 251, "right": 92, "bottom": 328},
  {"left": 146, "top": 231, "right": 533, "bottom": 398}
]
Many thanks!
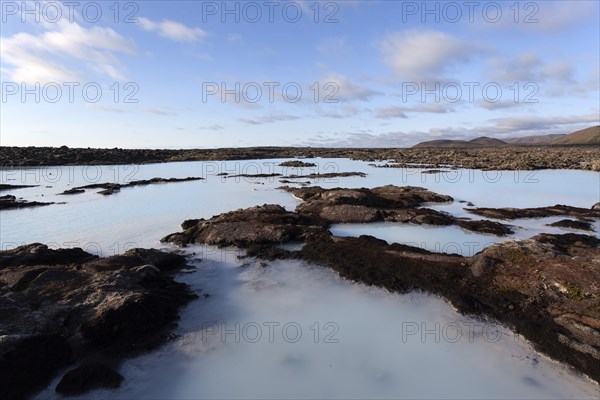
[
  {"left": 279, "top": 160, "right": 317, "bottom": 167},
  {"left": 1, "top": 144, "right": 599, "bottom": 171},
  {"left": 0, "top": 244, "right": 197, "bottom": 400},
  {"left": 55, "top": 364, "right": 124, "bottom": 396},
  {"left": 547, "top": 219, "right": 594, "bottom": 232},
  {"left": 0, "top": 184, "right": 38, "bottom": 192},
  {"left": 467, "top": 205, "right": 600, "bottom": 220},
  {"left": 0, "top": 194, "right": 54, "bottom": 210}
]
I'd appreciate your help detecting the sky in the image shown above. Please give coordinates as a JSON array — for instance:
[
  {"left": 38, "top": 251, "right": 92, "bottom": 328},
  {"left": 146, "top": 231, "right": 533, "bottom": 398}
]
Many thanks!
[{"left": 1, "top": 0, "right": 599, "bottom": 148}]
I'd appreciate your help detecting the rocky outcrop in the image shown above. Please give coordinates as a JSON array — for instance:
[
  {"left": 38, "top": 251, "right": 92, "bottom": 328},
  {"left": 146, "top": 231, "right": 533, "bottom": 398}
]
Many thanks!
[
  {"left": 0, "top": 244, "right": 197, "bottom": 400},
  {"left": 55, "top": 364, "right": 124, "bottom": 396},
  {"left": 286, "top": 186, "right": 513, "bottom": 235},
  {"left": 456, "top": 219, "right": 515, "bottom": 236},
  {"left": 0, "top": 184, "right": 37, "bottom": 192},
  {"left": 162, "top": 204, "right": 327, "bottom": 247},
  {"left": 467, "top": 205, "right": 600, "bottom": 220},
  {"left": 164, "top": 199, "right": 600, "bottom": 382},
  {"left": 0, "top": 195, "right": 54, "bottom": 210},
  {"left": 279, "top": 160, "right": 317, "bottom": 168},
  {"left": 469, "top": 234, "right": 600, "bottom": 378},
  {"left": 281, "top": 172, "right": 366, "bottom": 179},
  {"left": 58, "top": 188, "right": 86, "bottom": 195},
  {"left": 69, "top": 177, "right": 203, "bottom": 196},
  {"left": 163, "top": 186, "right": 514, "bottom": 247},
  {"left": 1, "top": 145, "right": 599, "bottom": 171},
  {"left": 547, "top": 219, "right": 595, "bottom": 232}
]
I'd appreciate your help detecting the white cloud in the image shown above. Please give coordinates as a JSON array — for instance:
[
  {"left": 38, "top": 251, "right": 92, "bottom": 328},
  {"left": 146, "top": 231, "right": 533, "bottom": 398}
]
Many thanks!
[
  {"left": 375, "top": 103, "right": 455, "bottom": 119},
  {"left": 487, "top": 53, "right": 540, "bottom": 82},
  {"left": 143, "top": 107, "right": 175, "bottom": 116},
  {"left": 534, "top": 2, "right": 597, "bottom": 31},
  {"left": 476, "top": 99, "right": 523, "bottom": 111},
  {"left": 485, "top": 53, "right": 585, "bottom": 98},
  {"left": 1, "top": 21, "right": 135, "bottom": 83},
  {"left": 200, "top": 124, "right": 225, "bottom": 131},
  {"left": 318, "top": 104, "right": 362, "bottom": 119},
  {"left": 380, "top": 30, "right": 475, "bottom": 81},
  {"left": 317, "top": 37, "right": 347, "bottom": 57},
  {"left": 322, "top": 73, "right": 380, "bottom": 102},
  {"left": 226, "top": 34, "right": 242, "bottom": 44},
  {"left": 138, "top": 17, "right": 208, "bottom": 42},
  {"left": 239, "top": 114, "right": 301, "bottom": 125}
]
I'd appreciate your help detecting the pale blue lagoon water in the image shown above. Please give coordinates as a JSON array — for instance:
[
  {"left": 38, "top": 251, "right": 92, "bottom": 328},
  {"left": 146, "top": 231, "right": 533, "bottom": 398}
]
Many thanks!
[{"left": 1, "top": 159, "right": 599, "bottom": 399}]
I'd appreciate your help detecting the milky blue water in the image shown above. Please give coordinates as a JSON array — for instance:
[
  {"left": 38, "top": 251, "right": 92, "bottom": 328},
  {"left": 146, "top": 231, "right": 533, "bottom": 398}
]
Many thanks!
[{"left": 1, "top": 159, "right": 598, "bottom": 398}]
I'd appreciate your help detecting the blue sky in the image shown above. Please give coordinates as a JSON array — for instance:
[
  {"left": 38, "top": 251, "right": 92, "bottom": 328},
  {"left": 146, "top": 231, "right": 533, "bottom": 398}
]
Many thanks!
[{"left": 1, "top": 0, "right": 599, "bottom": 148}]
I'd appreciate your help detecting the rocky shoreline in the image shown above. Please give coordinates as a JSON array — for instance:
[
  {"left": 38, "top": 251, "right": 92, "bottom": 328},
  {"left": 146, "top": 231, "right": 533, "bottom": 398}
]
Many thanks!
[
  {"left": 0, "top": 195, "right": 55, "bottom": 210},
  {"left": 0, "top": 245, "right": 198, "bottom": 400},
  {"left": 59, "top": 176, "right": 203, "bottom": 196},
  {"left": 2, "top": 182, "right": 599, "bottom": 398},
  {"left": 1, "top": 145, "right": 599, "bottom": 171},
  {"left": 162, "top": 185, "right": 600, "bottom": 383}
]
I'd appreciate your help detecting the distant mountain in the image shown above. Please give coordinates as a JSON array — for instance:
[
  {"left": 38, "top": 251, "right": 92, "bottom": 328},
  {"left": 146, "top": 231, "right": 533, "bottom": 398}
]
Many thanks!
[
  {"left": 503, "top": 134, "right": 565, "bottom": 145},
  {"left": 412, "top": 137, "right": 507, "bottom": 148},
  {"left": 412, "top": 126, "right": 599, "bottom": 148},
  {"left": 551, "top": 126, "right": 600, "bottom": 145}
]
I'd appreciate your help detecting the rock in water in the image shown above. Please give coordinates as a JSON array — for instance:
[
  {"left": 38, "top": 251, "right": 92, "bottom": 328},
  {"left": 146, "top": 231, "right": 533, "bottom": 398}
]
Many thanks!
[
  {"left": 0, "top": 244, "right": 197, "bottom": 399},
  {"left": 55, "top": 364, "right": 124, "bottom": 396}
]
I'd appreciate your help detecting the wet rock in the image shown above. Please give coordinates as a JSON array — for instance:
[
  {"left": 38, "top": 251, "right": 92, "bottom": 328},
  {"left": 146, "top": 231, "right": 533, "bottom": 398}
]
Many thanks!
[
  {"left": 0, "top": 243, "right": 96, "bottom": 270},
  {"left": 98, "top": 187, "right": 120, "bottom": 196},
  {"left": 0, "top": 244, "right": 197, "bottom": 399},
  {"left": 288, "top": 185, "right": 453, "bottom": 211},
  {"left": 0, "top": 334, "right": 73, "bottom": 400},
  {"left": 130, "top": 264, "right": 161, "bottom": 280},
  {"left": 225, "top": 173, "right": 281, "bottom": 179},
  {"left": 467, "top": 205, "right": 600, "bottom": 220},
  {"left": 58, "top": 188, "right": 86, "bottom": 195},
  {"left": 72, "top": 177, "right": 203, "bottom": 196},
  {"left": 181, "top": 219, "right": 202, "bottom": 230},
  {"left": 547, "top": 219, "right": 594, "bottom": 232},
  {"left": 592, "top": 202, "right": 600, "bottom": 210},
  {"left": 162, "top": 204, "right": 327, "bottom": 247},
  {"left": 281, "top": 172, "right": 366, "bottom": 179},
  {"left": 533, "top": 233, "right": 600, "bottom": 255},
  {"left": 467, "top": 234, "right": 600, "bottom": 378},
  {"left": 55, "top": 364, "right": 124, "bottom": 396},
  {"left": 457, "top": 219, "right": 514, "bottom": 236},
  {"left": 470, "top": 256, "right": 498, "bottom": 277},
  {"left": 0, "top": 194, "right": 54, "bottom": 210},
  {"left": 279, "top": 160, "right": 317, "bottom": 167},
  {"left": 286, "top": 185, "right": 512, "bottom": 234},
  {"left": 319, "top": 205, "right": 380, "bottom": 223},
  {"left": 0, "top": 184, "right": 37, "bottom": 192}
]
